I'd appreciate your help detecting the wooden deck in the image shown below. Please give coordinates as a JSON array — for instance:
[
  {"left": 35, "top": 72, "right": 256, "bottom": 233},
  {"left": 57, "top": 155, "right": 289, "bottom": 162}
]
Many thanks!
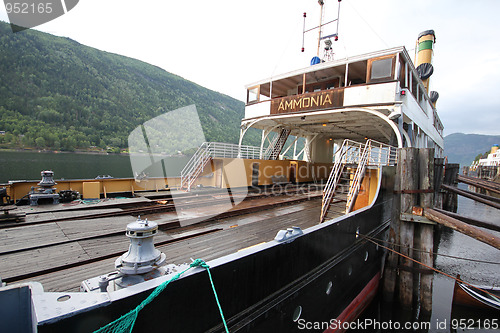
[{"left": 1, "top": 189, "right": 347, "bottom": 292}]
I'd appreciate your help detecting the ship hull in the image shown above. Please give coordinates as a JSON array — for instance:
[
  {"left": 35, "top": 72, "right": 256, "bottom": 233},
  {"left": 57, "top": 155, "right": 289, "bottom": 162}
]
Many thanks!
[{"left": 39, "top": 167, "right": 394, "bottom": 333}]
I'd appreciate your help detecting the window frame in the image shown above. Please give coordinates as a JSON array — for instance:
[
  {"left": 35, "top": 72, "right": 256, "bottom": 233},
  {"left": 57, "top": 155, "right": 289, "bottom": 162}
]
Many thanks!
[{"left": 366, "top": 54, "right": 397, "bottom": 83}]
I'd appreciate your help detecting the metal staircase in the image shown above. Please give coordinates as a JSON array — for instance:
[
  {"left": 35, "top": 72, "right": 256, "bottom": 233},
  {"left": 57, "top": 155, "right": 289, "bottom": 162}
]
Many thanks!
[
  {"left": 345, "top": 141, "right": 371, "bottom": 214},
  {"left": 180, "top": 142, "right": 212, "bottom": 191},
  {"left": 320, "top": 140, "right": 348, "bottom": 223},
  {"left": 180, "top": 142, "right": 262, "bottom": 191},
  {"left": 263, "top": 128, "right": 291, "bottom": 160},
  {"left": 320, "top": 139, "right": 398, "bottom": 223}
]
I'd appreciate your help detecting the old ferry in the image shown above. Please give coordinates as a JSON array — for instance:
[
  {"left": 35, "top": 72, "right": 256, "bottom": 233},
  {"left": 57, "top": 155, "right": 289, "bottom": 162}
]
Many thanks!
[{"left": 0, "top": 6, "right": 443, "bottom": 333}]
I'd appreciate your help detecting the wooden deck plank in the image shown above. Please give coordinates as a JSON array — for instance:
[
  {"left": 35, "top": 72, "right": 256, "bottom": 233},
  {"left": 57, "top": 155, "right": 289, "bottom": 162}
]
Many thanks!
[
  {"left": 10, "top": 196, "right": 343, "bottom": 292},
  {"left": 56, "top": 216, "right": 132, "bottom": 239},
  {"left": 0, "top": 242, "right": 91, "bottom": 280},
  {"left": 0, "top": 223, "right": 70, "bottom": 253}
]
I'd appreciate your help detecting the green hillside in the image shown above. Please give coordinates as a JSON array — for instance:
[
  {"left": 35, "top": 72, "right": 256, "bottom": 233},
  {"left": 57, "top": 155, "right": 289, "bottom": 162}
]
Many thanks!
[
  {"left": 0, "top": 21, "right": 258, "bottom": 152},
  {"left": 444, "top": 133, "right": 500, "bottom": 167}
]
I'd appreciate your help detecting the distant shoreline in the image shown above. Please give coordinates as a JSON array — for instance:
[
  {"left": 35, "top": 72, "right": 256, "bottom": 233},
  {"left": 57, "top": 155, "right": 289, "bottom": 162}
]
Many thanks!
[
  {"left": 0, "top": 148, "right": 130, "bottom": 156},
  {"left": 0, "top": 148, "right": 189, "bottom": 158}
]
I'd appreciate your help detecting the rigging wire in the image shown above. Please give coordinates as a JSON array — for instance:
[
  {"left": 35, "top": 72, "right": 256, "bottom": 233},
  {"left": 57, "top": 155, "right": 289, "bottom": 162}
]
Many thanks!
[
  {"left": 345, "top": 1, "right": 389, "bottom": 48},
  {"left": 361, "top": 234, "right": 500, "bottom": 299},
  {"left": 365, "top": 234, "right": 500, "bottom": 265}
]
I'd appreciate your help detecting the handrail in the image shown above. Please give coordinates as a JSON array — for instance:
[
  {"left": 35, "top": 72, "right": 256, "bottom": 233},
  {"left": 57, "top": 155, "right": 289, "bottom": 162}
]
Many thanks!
[
  {"left": 320, "top": 140, "right": 348, "bottom": 223},
  {"left": 180, "top": 142, "right": 262, "bottom": 191},
  {"left": 345, "top": 140, "right": 371, "bottom": 213},
  {"left": 320, "top": 138, "right": 398, "bottom": 222}
]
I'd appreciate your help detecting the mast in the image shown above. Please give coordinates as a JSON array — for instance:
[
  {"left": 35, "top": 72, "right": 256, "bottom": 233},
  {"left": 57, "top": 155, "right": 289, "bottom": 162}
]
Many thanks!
[
  {"left": 302, "top": 0, "right": 342, "bottom": 62},
  {"left": 317, "top": 1, "right": 325, "bottom": 57}
]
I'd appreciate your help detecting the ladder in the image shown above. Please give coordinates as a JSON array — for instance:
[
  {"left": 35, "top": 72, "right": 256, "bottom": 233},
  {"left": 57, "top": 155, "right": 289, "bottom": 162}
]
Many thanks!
[
  {"left": 263, "top": 128, "right": 291, "bottom": 160},
  {"left": 320, "top": 140, "right": 349, "bottom": 223},
  {"left": 180, "top": 142, "right": 212, "bottom": 191},
  {"left": 345, "top": 140, "right": 371, "bottom": 214},
  {"left": 320, "top": 139, "right": 397, "bottom": 222}
]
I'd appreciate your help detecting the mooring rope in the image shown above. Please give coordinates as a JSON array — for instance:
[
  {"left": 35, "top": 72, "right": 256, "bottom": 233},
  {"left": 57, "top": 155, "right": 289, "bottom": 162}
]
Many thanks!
[
  {"left": 366, "top": 234, "right": 500, "bottom": 265},
  {"left": 361, "top": 234, "right": 500, "bottom": 299},
  {"left": 93, "top": 259, "right": 229, "bottom": 333}
]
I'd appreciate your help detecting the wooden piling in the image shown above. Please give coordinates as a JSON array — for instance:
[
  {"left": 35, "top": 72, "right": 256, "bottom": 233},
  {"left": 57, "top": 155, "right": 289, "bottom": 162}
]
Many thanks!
[
  {"left": 443, "top": 163, "right": 459, "bottom": 212},
  {"left": 398, "top": 148, "right": 418, "bottom": 307},
  {"left": 433, "top": 158, "right": 445, "bottom": 209},
  {"left": 383, "top": 156, "right": 401, "bottom": 302},
  {"left": 418, "top": 148, "right": 434, "bottom": 313}
]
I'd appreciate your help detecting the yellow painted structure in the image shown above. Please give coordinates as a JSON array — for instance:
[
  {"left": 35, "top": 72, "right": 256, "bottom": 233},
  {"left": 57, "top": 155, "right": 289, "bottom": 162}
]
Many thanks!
[
  {"left": 196, "top": 158, "right": 332, "bottom": 188},
  {"left": 3, "top": 158, "right": 333, "bottom": 201},
  {"left": 352, "top": 168, "right": 379, "bottom": 212},
  {"left": 82, "top": 182, "right": 100, "bottom": 199}
]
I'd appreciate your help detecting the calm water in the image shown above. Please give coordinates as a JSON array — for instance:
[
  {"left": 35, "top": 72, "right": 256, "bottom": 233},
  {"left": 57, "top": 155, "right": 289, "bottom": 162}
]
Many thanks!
[
  {"left": 357, "top": 183, "right": 500, "bottom": 332},
  {"left": 0, "top": 151, "right": 133, "bottom": 183},
  {"left": 0, "top": 150, "right": 189, "bottom": 183}
]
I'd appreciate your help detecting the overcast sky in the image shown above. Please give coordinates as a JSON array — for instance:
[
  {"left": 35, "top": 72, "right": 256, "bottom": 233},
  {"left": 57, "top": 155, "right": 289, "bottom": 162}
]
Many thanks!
[{"left": 1, "top": 0, "right": 499, "bottom": 136}]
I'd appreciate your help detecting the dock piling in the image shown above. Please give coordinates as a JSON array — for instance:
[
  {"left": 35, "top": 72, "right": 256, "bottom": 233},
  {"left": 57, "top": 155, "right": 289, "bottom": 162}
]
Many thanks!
[
  {"left": 417, "top": 148, "right": 434, "bottom": 313},
  {"left": 398, "top": 148, "right": 418, "bottom": 308}
]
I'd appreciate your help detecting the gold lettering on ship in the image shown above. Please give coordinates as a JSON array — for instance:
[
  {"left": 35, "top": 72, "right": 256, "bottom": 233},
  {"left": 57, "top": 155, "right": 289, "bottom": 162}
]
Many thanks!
[{"left": 277, "top": 93, "right": 333, "bottom": 112}]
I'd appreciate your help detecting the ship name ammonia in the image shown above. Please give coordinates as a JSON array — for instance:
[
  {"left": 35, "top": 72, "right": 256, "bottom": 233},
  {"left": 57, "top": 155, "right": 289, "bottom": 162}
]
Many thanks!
[
  {"left": 277, "top": 94, "right": 332, "bottom": 112},
  {"left": 271, "top": 90, "right": 341, "bottom": 115}
]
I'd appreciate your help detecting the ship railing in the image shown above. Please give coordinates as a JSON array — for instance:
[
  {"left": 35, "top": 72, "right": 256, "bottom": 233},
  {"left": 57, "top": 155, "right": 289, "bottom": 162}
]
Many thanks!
[
  {"left": 345, "top": 140, "right": 371, "bottom": 213},
  {"left": 320, "top": 139, "right": 398, "bottom": 222},
  {"left": 180, "top": 142, "right": 212, "bottom": 191},
  {"left": 180, "top": 142, "right": 261, "bottom": 191},
  {"left": 320, "top": 139, "right": 349, "bottom": 223}
]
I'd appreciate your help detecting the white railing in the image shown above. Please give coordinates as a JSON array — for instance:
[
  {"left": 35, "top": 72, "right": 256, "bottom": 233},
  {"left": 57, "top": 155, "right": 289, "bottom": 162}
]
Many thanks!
[
  {"left": 180, "top": 142, "right": 262, "bottom": 191},
  {"left": 207, "top": 142, "right": 261, "bottom": 159},
  {"left": 320, "top": 140, "right": 348, "bottom": 223},
  {"left": 345, "top": 142, "right": 371, "bottom": 213},
  {"left": 180, "top": 143, "right": 212, "bottom": 191},
  {"left": 320, "top": 139, "right": 398, "bottom": 222}
]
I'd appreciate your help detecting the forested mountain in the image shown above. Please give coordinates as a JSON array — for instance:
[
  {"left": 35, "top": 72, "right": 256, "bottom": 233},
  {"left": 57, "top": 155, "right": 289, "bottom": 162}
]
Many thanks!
[
  {"left": 0, "top": 21, "right": 257, "bottom": 152},
  {"left": 444, "top": 133, "right": 500, "bottom": 167}
]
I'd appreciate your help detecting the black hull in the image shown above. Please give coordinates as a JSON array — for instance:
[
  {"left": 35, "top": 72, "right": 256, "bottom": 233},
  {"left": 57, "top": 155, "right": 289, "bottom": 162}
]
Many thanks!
[{"left": 40, "top": 167, "right": 395, "bottom": 333}]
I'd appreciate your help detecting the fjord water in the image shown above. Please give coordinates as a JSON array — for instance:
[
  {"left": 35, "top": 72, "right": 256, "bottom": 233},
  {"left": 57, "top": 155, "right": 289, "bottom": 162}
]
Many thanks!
[
  {"left": 0, "top": 150, "right": 133, "bottom": 183},
  {"left": 0, "top": 150, "right": 189, "bottom": 183},
  {"left": 356, "top": 183, "right": 500, "bottom": 332}
]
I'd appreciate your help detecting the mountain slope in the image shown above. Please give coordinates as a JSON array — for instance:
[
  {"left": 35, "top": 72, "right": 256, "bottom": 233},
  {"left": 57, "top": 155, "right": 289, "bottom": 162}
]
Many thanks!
[
  {"left": 444, "top": 133, "right": 500, "bottom": 167},
  {"left": 0, "top": 21, "right": 258, "bottom": 152}
]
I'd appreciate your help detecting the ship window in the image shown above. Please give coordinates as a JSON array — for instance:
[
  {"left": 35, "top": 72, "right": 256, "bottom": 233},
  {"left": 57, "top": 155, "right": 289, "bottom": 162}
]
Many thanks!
[
  {"left": 326, "top": 281, "right": 333, "bottom": 295},
  {"left": 371, "top": 58, "right": 392, "bottom": 79},
  {"left": 57, "top": 295, "right": 71, "bottom": 302},
  {"left": 367, "top": 55, "right": 396, "bottom": 83},
  {"left": 411, "top": 73, "right": 418, "bottom": 100},
  {"left": 292, "top": 306, "right": 302, "bottom": 322},
  {"left": 398, "top": 57, "right": 407, "bottom": 88},
  {"left": 247, "top": 86, "right": 260, "bottom": 104}
]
